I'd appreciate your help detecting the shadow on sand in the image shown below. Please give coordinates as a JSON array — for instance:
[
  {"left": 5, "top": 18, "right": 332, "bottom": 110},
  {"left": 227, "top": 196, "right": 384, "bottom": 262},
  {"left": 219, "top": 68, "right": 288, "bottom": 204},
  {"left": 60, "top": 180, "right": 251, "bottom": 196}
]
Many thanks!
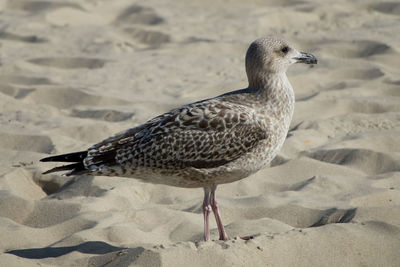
[{"left": 6, "top": 241, "right": 125, "bottom": 259}]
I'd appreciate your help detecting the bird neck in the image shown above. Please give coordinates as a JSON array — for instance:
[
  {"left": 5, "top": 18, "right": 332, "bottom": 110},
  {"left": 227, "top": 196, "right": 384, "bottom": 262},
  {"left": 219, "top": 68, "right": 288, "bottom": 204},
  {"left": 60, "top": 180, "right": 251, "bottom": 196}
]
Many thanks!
[
  {"left": 249, "top": 72, "right": 295, "bottom": 125},
  {"left": 248, "top": 72, "right": 293, "bottom": 100}
]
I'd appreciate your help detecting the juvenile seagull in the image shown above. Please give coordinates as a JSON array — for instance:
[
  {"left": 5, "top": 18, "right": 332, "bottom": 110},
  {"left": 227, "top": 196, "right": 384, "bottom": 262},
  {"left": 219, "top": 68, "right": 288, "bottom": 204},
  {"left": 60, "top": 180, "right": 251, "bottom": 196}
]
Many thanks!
[{"left": 41, "top": 36, "right": 317, "bottom": 241}]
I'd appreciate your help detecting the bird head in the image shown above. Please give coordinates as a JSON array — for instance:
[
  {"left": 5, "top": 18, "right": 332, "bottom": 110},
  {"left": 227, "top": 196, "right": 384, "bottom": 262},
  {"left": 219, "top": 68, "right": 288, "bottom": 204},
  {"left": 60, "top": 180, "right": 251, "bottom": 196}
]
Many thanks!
[{"left": 245, "top": 36, "right": 317, "bottom": 88}]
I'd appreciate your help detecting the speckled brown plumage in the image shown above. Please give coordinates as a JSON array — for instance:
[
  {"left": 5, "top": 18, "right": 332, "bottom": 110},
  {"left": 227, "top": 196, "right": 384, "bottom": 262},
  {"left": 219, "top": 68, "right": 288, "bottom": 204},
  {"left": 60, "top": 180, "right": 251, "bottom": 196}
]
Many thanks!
[{"left": 41, "top": 36, "right": 317, "bottom": 241}]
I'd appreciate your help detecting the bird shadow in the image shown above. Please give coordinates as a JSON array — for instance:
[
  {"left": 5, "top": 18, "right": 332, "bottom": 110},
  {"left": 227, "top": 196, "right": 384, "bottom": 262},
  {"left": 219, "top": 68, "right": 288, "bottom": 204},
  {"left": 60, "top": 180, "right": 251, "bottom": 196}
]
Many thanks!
[{"left": 6, "top": 241, "right": 126, "bottom": 259}]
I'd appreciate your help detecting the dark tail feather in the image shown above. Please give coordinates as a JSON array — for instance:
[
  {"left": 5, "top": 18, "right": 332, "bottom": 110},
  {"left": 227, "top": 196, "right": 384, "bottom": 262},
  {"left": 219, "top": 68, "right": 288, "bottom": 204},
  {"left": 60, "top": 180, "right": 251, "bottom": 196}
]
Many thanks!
[
  {"left": 41, "top": 151, "right": 88, "bottom": 175},
  {"left": 40, "top": 151, "right": 88, "bottom": 163},
  {"left": 42, "top": 162, "right": 86, "bottom": 175}
]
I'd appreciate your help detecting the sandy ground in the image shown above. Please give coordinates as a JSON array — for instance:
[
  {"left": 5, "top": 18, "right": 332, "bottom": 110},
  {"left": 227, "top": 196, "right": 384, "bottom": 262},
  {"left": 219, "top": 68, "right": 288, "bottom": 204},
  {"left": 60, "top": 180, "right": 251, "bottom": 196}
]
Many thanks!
[{"left": 0, "top": 0, "right": 399, "bottom": 266}]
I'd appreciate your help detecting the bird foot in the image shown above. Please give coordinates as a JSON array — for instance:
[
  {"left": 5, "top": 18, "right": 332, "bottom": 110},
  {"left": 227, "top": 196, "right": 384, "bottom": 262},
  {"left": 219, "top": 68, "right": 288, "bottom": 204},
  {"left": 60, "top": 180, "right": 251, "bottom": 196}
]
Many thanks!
[{"left": 219, "top": 234, "right": 229, "bottom": 241}]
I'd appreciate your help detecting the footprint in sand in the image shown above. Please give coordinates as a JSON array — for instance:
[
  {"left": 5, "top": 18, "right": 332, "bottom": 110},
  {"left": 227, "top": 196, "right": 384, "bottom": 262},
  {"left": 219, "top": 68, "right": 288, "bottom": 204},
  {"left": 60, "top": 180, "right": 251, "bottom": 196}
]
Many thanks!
[
  {"left": 22, "top": 87, "right": 129, "bottom": 109},
  {"left": 7, "top": 0, "right": 84, "bottom": 13},
  {"left": 316, "top": 39, "right": 391, "bottom": 59},
  {"left": 0, "top": 189, "right": 81, "bottom": 227},
  {"left": 0, "top": 31, "right": 47, "bottom": 43},
  {"left": 70, "top": 109, "right": 134, "bottom": 122},
  {"left": 123, "top": 27, "right": 170, "bottom": 46},
  {"left": 0, "top": 75, "right": 52, "bottom": 100},
  {"left": 300, "top": 113, "right": 400, "bottom": 138},
  {"left": 0, "top": 83, "right": 35, "bottom": 99},
  {"left": 307, "top": 148, "right": 399, "bottom": 175},
  {"left": 114, "top": 4, "right": 170, "bottom": 46},
  {"left": 28, "top": 57, "right": 108, "bottom": 69},
  {"left": 0, "top": 132, "right": 53, "bottom": 153},
  {"left": 0, "top": 76, "right": 129, "bottom": 109},
  {"left": 263, "top": 0, "right": 310, "bottom": 8},
  {"left": 309, "top": 208, "right": 356, "bottom": 227},
  {"left": 369, "top": 2, "right": 400, "bottom": 16},
  {"left": 348, "top": 97, "right": 400, "bottom": 114},
  {"left": 223, "top": 196, "right": 356, "bottom": 228},
  {"left": 44, "top": 176, "right": 107, "bottom": 199},
  {"left": 330, "top": 67, "right": 384, "bottom": 80},
  {"left": 114, "top": 4, "right": 164, "bottom": 26},
  {"left": 384, "top": 79, "right": 400, "bottom": 85},
  {"left": 327, "top": 40, "right": 391, "bottom": 58},
  {"left": 0, "top": 75, "right": 54, "bottom": 86}
]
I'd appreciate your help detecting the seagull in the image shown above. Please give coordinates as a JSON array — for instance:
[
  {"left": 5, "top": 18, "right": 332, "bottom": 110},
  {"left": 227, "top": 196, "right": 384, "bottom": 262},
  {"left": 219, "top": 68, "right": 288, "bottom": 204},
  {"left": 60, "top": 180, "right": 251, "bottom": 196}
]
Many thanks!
[{"left": 41, "top": 36, "right": 317, "bottom": 241}]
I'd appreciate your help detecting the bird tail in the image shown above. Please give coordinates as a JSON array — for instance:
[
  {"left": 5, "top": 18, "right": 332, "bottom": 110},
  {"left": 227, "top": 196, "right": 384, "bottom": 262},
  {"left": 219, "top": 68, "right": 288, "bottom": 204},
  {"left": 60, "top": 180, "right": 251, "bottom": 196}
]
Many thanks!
[{"left": 40, "top": 151, "right": 88, "bottom": 175}]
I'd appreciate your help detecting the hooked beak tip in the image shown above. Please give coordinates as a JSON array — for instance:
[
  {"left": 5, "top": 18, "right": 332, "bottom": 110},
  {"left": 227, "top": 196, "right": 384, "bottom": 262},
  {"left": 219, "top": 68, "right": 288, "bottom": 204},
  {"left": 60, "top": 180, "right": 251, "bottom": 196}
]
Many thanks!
[{"left": 295, "top": 52, "right": 317, "bottom": 64}]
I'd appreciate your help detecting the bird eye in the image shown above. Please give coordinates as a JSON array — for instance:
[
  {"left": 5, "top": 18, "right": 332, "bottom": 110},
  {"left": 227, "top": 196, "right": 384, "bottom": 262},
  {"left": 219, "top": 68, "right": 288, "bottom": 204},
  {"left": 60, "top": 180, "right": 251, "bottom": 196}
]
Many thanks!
[{"left": 281, "top": 46, "right": 289, "bottom": 53}]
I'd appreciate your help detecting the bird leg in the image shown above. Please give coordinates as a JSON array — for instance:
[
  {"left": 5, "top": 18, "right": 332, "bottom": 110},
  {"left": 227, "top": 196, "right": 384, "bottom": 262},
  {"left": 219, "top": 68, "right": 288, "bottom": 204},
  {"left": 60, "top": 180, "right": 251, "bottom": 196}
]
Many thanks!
[
  {"left": 210, "top": 185, "right": 229, "bottom": 241},
  {"left": 202, "top": 188, "right": 212, "bottom": 241}
]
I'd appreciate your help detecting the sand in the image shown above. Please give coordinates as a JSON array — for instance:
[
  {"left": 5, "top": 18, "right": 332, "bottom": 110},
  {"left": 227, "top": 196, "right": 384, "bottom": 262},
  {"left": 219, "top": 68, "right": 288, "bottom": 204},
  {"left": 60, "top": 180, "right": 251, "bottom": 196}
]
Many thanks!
[{"left": 0, "top": 0, "right": 399, "bottom": 266}]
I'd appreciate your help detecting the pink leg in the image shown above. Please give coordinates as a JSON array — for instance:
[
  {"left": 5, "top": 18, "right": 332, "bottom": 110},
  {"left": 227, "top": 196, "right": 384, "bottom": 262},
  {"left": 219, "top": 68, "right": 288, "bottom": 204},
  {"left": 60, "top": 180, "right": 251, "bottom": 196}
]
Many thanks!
[
  {"left": 202, "top": 188, "right": 212, "bottom": 241},
  {"left": 210, "top": 186, "right": 229, "bottom": 241}
]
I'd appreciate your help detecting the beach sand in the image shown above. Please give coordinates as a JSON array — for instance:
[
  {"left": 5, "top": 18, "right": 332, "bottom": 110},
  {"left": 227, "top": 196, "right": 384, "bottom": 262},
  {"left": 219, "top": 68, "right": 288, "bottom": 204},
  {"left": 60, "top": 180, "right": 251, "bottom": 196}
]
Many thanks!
[{"left": 0, "top": 0, "right": 399, "bottom": 266}]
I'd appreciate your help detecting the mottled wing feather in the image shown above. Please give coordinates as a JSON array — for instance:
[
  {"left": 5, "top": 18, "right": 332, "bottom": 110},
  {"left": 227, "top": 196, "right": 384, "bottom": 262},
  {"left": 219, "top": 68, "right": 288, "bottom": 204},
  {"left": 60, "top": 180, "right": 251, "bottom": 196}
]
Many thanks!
[
  {"left": 87, "top": 113, "right": 168, "bottom": 152},
  {"left": 84, "top": 99, "right": 268, "bottom": 171}
]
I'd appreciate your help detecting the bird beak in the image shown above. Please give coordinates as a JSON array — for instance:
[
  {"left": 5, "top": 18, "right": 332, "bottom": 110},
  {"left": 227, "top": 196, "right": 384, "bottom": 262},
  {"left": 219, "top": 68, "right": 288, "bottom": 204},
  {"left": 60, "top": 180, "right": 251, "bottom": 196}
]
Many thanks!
[{"left": 294, "top": 52, "right": 317, "bottom": 64}]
